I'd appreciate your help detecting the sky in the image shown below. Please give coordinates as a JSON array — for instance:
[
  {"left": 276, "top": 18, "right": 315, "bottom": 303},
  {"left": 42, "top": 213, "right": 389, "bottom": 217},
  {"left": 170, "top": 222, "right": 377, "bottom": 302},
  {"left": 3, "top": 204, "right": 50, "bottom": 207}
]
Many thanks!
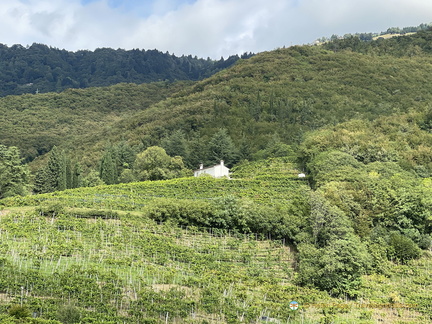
[{"left": 0, "top": 0, "right": 431, "bottom": 59}]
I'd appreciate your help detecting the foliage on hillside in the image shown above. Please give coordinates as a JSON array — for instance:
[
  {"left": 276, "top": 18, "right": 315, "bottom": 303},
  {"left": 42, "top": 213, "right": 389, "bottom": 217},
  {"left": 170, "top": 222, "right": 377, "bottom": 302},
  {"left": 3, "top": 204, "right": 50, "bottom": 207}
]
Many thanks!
[
  {"left": 0, "top": 43, "right": 251, "bottom": 96},
  {"left": 322, "top": 28, "right": 432, "bottom": 56},
  {"left": 0, "top": 156, "right": 431, "bottom": 322},
  {"left": 4, "top": 31, "right": 432, "bottom": 172},
  {"left": 0, "top": 81, "right": 187, "bottom": 163},
  {"left": 317, "top": 22, "right": 432, "bottom": 43},
  {"left": 62, "top": 30, "right": 432, "bottom": 169}
]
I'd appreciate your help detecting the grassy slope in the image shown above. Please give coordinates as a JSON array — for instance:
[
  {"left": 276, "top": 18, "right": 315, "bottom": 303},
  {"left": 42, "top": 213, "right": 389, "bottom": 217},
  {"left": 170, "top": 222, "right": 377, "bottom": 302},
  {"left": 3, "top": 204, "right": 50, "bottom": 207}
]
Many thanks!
[
  {"left": 1, "top": 159, "right": 431, "bottom": 323},
  {"left": 1, "top": 158, "right": 306, "bottom": 210}
]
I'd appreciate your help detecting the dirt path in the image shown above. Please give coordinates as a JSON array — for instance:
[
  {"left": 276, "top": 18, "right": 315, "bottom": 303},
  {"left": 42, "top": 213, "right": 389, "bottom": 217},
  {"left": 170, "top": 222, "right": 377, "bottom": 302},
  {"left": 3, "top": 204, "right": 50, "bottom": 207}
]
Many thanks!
[{"left": 0, "top": 209, "right": 10, "bottom": 217}]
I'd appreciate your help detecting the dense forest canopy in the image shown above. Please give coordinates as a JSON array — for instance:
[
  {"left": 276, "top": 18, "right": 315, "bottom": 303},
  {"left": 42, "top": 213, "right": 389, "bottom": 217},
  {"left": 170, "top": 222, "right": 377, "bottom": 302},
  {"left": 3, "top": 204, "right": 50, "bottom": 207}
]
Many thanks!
[{"left": 0, "top": 42, "right": 252, "bottom": 96}]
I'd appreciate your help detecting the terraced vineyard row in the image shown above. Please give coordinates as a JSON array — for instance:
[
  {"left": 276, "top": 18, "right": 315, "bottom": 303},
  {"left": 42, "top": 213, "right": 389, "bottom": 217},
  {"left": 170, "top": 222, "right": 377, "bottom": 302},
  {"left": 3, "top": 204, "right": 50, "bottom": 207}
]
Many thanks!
[
  {"left": 0, "top": 208, "right": 311, "bottom": 323},
  {"left": 1, "top": 174, "right": 309, "bottom": 210}
]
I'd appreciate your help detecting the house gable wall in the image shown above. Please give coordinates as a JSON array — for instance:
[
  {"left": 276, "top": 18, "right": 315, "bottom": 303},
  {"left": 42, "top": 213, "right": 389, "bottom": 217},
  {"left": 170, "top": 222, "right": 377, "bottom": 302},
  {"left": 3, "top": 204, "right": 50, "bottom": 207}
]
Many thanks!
[{"left": 193, "top": 163, "right": 230, "bottom": 178}]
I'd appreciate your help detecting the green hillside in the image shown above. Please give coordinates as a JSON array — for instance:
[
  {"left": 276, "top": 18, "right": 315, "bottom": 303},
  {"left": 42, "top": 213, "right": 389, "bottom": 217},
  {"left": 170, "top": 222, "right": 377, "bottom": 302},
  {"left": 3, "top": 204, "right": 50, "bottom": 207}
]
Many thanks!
[
  {"left": 0, "top": 81, "right": 189, "bottom": 163},
  {"left": 1, "top": 158, "right": 431, "bottom": 323},
  {"left": 69, "top": 40, "right": 432, "bottom": 167},
  {"left": 1, "top": 30, "right": 432, "bottom": 323},
  {"left": 5, "top": 31, "right": 432, "bottom": 172}
]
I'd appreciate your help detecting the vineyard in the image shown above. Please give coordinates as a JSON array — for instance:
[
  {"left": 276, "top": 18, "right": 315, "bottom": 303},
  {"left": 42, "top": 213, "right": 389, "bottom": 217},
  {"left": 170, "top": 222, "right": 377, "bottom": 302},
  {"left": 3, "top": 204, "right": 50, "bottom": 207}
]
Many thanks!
[{"left": 0, "top": 158, "right": 431, "bottom": 323}]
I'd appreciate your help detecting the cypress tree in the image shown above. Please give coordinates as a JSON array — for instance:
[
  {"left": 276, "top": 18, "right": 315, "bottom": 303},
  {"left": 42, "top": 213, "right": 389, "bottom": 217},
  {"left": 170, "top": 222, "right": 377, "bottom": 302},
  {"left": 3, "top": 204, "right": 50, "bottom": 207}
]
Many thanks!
[
  {"left": 45, "top": 146, "right": 67, "bottom": 192},
  {"left": 65, "top": 155, "right": 72, "bottom": 189},
  {"left": 100, "top": 150, "right": 117, "bottom": 185},
  {"left": 33, "top": 167, "right": 49, "bottom": 194},
  {"left": 71, "top": 162, "right": 82, "bottom": 188}
]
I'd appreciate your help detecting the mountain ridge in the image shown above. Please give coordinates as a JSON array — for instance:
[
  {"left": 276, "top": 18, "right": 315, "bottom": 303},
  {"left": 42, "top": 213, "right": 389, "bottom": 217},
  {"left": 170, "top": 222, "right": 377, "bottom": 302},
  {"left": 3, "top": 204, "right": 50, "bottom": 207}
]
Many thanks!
[{"left": 0, "top": 42, "right": 252, "bottom": 96}]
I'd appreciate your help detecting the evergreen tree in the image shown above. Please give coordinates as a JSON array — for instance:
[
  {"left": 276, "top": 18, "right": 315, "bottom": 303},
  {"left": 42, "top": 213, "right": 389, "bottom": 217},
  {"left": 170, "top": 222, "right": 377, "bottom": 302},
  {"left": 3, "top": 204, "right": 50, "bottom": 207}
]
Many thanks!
[
  {"left": 161, "top": 130, "right": 188, "bottom": 160},
  {"left": 0, "top": 145, "right": 30, "bottom": 198},
  {"left": 33, "top": 167, "right": 49, "bottom": 194},
  {"left": 113, "top": 141, "right": 136, "bottom": 177},
  {"left": 65, "top": 155, "right": 72, "bottom": 189},
  {"left": 39, "top": 146, "right": 67, "bottom": 193},
  {"left": 207, "top": 129, "right": 239, "bottom": 167},
  {"left": 185, "top": 132, "right": 207, "bottom": 169},
  {"left": 100, "top": 150, "right": 117, "bottom": 185},
  {"left": 71, "top": 162, "right": 82, "bottom": 188},
  {"left": 33, "top": 146, "right": 69, "bottom": 193}
]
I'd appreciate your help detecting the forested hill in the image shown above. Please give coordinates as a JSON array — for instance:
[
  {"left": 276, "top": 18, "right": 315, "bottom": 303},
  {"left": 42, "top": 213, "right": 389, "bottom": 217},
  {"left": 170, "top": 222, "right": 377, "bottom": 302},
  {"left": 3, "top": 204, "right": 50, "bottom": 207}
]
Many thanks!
[
  {"left": 0, "top": 42, "right": 251, "bottom": 96},
  {"left": 4, "top": 30, "right": 432, "bottom": 170},
  {"left": 67, "top": 29, "right": 432, "bottom": 167}
]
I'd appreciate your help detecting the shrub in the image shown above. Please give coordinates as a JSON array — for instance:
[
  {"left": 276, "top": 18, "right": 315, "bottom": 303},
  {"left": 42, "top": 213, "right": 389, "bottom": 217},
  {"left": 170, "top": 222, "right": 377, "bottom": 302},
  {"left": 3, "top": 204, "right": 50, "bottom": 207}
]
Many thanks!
[
  {"left": 36, "top": 203, "right": 65, "bottom": 217},
  {"left": 8, "top": 304, "right": 30, "bottom": 319},
  {"left": 387, "top": 232, "right": 422, "bottom": 263},
  {"left": 57, "top": 304, "right": 81, "bottom": 324}
]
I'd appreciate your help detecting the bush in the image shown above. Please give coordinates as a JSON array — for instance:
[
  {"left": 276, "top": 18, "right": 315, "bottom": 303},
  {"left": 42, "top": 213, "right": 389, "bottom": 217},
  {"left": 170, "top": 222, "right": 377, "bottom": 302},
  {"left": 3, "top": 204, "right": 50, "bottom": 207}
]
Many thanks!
[
  {"left": 36, "top": 203, "right": 65, "bottom": 217},
  {"left": 418, "top": 234, "right": 432, "bottom": 250},
  {"left": 296, "top": 235, "right": 371, "bottom": 297},
  {"left": 8, "top": 304, "right": 30, "bottom": 319},
  {"left": 387, "top": 232, "right": 422, "bottom": 263},
  {"left": 57, "top": 304, "right": 81, "bottom": 324}
]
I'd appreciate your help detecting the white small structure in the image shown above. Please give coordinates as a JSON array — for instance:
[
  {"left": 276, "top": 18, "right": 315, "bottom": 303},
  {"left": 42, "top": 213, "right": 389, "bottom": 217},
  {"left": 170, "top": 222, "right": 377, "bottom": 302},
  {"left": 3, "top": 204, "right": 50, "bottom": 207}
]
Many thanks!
[
  {"left": 298, "top": 173, "right": 306, "bottom": 178},
  {"left": 194, "top": 160, "right": 230, "bottom": 178}
]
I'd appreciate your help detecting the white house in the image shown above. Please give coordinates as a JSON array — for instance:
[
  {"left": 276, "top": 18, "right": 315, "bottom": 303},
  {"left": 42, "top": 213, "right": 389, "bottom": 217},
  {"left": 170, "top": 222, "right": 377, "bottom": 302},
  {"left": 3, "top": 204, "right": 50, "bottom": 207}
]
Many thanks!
[{"left": 193, "top": 160, "right": 230, "bottom": 178}]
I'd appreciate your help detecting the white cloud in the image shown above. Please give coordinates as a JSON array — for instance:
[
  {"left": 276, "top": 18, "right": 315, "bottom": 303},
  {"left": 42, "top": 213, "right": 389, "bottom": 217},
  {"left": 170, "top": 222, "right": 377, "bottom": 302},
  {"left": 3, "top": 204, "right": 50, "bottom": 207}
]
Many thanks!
[{"left": 0, "top": 0, "right": 431, "bottom": 58}]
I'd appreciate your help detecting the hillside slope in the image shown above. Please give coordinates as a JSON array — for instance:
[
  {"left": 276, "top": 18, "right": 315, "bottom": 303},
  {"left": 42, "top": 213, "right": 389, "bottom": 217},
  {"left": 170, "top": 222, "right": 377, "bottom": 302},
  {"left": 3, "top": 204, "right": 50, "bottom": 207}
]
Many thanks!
[
  {"left": 3, "top": 31, "right": 432, "bottom": 170},
  {"left": 0, "top": 158, "right": 431, "bottom": 323},
  {"left": 0, "top": 81, "right": 189, "bottom": 162},
  {"left": 59, "top": 30, "right": 432, "bottom": 167}
]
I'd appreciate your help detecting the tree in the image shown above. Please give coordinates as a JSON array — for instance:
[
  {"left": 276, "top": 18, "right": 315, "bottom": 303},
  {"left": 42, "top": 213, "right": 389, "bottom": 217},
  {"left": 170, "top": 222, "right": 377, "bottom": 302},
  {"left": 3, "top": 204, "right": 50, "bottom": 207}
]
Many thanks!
[
  {"left": 387, "top": 232, "right": 422, "bottom": 263},
  {"left": 34, "top": 146, "right": 67, "bottom": 193},
  {"left": 65, "top": 155, "right": 72, "bottom": 189},
  {"left": 99, "top": 149, "right": 117, "bottom": 185},
  {"left": 112, "top": 141, "right": 136, "bottom": 176},
  {"left": 308, "top": 191, "right": 353, "bottom": 247},
  {"left": 118, "top": 169, "right": 136, "bottom": 183},
  {"left": 0, "top": 145, "right": 30, "bottom": 198},
  {"left": 307, "top": 150, "right": 365, "bottom": 187},
  {"left": 82, "top": 169, "right": 104, "bottom": 187},
  {"left": 161, "top": 130, "right": 188, "bottom": 160},
  {"left": 71, "top": 162, "right": 82, "bottom": 188},
  {"left": 48, "top": 146, "right": 67, "bottom": 191},
  {"left": 134, "top": 146, "right": 171, "bottom": 181},
  {"left": 297, "top": 235, "right": 371, "bottom": 297},
  {"left": 185, "top": 132, "right": 207, "bottom": 169},
  {"left": 133, "top": 146, "right": 189, "bottom": 181},
  {"left": 252, "top": 133, "right": 295, "bottom": 160},
  {"left": 207, "top": 129, "right": 239, "bottom": 167},
  {"left": 34, "top": 167, "right": 50, "bottom": 194}
]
